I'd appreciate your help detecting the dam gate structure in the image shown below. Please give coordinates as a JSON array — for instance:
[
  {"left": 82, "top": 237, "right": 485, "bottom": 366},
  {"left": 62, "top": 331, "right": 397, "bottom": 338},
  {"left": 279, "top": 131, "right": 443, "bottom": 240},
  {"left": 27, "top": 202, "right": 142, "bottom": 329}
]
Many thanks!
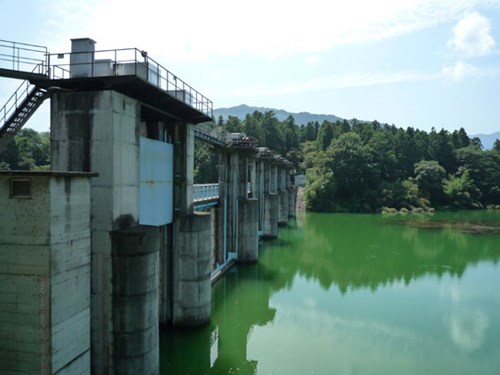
[{"left": 0, "top": 37, "right": 296, "bottom": 375}]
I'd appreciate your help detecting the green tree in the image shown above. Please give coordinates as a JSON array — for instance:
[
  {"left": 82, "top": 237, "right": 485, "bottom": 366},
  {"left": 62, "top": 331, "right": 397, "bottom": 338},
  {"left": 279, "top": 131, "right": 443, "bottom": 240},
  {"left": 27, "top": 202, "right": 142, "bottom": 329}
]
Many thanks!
[
  {"left": 414, "top": 160, "right": 446, "bottom": 206},
  {"left": 0, "top": 129, "right": 50, "bottom": 170},
  {"left": 328, "top": 132, "right": 378, "bottom": 211},
  {"left": 443, "top": 167, "right": 480, "bottom": 208},
  {"left": 316, "top": 120, "right": 334, "bottom": 151},
  {"left": 493, "top": 139, "right": 500, "bottom": 152},
  {"left": 194, "top": 140, "right": 218, "bottom": 183}
]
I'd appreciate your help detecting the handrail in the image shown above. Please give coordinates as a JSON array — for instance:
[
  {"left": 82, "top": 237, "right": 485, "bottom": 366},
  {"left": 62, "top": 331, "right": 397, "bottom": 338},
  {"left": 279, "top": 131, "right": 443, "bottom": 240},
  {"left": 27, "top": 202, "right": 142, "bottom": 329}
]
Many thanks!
[
  {"left": 47, "top": 47, "right": 213, "bottom": 119},
  {"left": 194, "top": 122, "right": 227, "bottom": 145},
  {"left": 0, "top": 63, "right": 47, "bottom": 128},
  {"left": 0, "top": 39, "right": 212, "bottom": 119},
  {"left": 0, "top": 39, "right": 47, "bottom": 73},
  {"left": 193, "top": 183, "right": 219, "bottom": 202}
]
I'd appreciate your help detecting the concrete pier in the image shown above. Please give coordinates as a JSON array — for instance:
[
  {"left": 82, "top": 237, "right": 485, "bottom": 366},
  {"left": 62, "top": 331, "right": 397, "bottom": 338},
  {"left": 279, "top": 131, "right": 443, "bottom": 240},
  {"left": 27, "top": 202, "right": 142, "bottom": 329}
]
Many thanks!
[
  {"left": 173, "top": 213, "right": 212, "bottom": 326},
  {"left": 238, "top": 198, "right": 259, "bottom": 263},
  {"left": 263, "top": 193, "right": 279, "bottom": 238},
  {"left": 51, "top": 89, "right": 141, "bottom": 374},
  {"left": 288, "top": 187, "right": 297, "bottom": 217},
  {"left": 278, "top": 189, "right": 289, "bottom": 226},
  {"left": 217, "top": 135, "right": 259, "bottom": 264},
  {"left": 111, "top": 227, "right": 160, "bottom": 375}
]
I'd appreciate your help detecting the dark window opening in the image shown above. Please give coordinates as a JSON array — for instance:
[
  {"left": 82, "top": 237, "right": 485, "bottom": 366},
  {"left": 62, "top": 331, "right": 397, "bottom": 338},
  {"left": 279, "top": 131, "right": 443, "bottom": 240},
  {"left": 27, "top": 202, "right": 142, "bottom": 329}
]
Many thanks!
[{"left": 11, "top": 179, "right": 32, "bottom": 199}]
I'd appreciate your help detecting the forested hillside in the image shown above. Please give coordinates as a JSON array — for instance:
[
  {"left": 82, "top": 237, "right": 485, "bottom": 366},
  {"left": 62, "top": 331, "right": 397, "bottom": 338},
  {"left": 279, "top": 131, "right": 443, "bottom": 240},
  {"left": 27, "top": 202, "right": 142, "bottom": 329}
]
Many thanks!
[
  {"left": 214, "top": 111, "right": 500, "bottom": 212},
  {"left": 2, "top": 112, "right": 500, "bottom": 212}
]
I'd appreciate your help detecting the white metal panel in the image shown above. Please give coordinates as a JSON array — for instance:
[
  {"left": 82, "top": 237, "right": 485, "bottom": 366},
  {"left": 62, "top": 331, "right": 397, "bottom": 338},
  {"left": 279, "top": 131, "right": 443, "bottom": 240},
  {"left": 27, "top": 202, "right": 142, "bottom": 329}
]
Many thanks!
[{"left": 140, "top": 138, "right": 173, "bottom": 226}]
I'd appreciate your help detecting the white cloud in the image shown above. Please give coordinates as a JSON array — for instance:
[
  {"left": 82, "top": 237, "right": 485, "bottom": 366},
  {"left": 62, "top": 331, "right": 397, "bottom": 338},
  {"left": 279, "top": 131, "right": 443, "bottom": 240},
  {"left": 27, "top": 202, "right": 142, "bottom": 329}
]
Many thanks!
[
  {"left": 449, "top": 309, "right": 489, "bottom": 352},
  {"left": 448, "top": 12, "right": 495, "bottom": 57},
  {"left": 41, "top": 0, "right": 500, "bottom": 62},
  {"left": 213, "top": 69, "right": 438, "bottom": 98},
  {"left": 305, "top": 56, "right": 320, "bottom": 65},
  {"left": 442, "top": 61, "right": 478, "bottom": 81}
]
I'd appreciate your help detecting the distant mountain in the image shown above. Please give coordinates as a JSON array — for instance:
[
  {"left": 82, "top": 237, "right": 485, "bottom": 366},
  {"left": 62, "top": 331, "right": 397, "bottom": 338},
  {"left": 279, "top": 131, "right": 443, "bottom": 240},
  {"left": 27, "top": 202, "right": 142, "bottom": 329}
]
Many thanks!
[
  {"left": 471, "top": 131, "right": 500, "bottom": 150},
  {"left": 213, "top": 104, "right": 342, "bottom": 125}
]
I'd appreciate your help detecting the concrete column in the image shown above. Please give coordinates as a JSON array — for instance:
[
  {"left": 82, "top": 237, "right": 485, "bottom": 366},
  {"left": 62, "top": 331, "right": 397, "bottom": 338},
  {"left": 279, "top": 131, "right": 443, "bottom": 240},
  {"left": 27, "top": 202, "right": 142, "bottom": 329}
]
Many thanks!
[
  {"left": 238, "top": 199, "right": 259, "bottom": 263},
  {"left": 174, "top": 123, "right": 194, "bottom": 214},
  {"left": 215, "top": 151, "right": 228, "bottom": 266},
  {"left": 263, "top": 193, "right": 279, "bottom": 238},
  {"left": 288, "top": 187, "right": 297, "bottom": 217},
  {"left": 173, "top": 213, "right": 211, "bottom": 326},
  {"left": 257, "top": 160, "right": 265, "bottom": 234},
  {"left": 278, "top": 189, "right": 289, "bottom": 226},
  {"left": 51, "top": 90, "right": 141, "bottom": 374},
  {"left": 216, "top": 151, "right": 239, "bottom": 262},
  {"left": 249, "top": 160, "right": 257, "bottom": 199},
  {"left": 228, "top": 152, "right": 239, "bottom": 255},
  {"left": 111, "top": 226, "right": 160, "bottom": 375},
  {"left": 278, "top": 165, "right": 288, "bottom": 226},
  {"left": 159, "top": 225, "right": 173, "bottom": 324}
]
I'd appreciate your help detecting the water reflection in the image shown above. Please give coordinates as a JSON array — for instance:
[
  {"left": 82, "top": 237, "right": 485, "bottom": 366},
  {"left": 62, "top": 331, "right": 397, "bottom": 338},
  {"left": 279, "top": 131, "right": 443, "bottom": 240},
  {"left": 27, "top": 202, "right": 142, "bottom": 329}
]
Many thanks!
[
  {"left": 161, "top": 211, "right": 500, "bottom": 374},
  {"left": 283, "top": 212, "right": 500, "bottom": 292}
]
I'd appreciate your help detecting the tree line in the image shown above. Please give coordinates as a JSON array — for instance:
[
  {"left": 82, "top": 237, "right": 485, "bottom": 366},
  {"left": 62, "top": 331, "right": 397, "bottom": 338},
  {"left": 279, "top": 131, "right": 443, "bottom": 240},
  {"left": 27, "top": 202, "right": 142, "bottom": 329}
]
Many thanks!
[
  {"left": 2, "top": 113, "right": 500, "bottom": 212},
  {"left": 214, "top": 112, "right": 500, "bottom": 212}
]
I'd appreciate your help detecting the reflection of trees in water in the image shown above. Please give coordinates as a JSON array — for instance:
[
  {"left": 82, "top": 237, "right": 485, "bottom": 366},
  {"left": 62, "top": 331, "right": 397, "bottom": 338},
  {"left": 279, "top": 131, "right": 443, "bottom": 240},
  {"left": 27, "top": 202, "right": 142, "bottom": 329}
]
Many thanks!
[
  {"left": 264, "top": 212, "right": 500, "bottom": 294},
  {"left": 161, "top": 262, "right": 276, "bottom": 375}
]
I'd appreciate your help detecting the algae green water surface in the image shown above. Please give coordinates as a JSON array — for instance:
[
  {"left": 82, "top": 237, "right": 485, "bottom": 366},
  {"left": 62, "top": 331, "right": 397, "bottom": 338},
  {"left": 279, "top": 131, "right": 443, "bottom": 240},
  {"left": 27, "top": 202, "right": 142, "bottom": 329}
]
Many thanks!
[{"left": 161, "top": 211, "right": 500, "bottom": 375}]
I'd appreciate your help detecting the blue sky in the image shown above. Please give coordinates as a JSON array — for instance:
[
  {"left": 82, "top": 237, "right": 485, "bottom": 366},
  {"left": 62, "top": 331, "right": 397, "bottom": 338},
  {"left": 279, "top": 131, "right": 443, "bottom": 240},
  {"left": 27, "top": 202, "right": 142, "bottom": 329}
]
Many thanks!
[{"left": 1, "top": 0, "right": 500, "bottom": 135}]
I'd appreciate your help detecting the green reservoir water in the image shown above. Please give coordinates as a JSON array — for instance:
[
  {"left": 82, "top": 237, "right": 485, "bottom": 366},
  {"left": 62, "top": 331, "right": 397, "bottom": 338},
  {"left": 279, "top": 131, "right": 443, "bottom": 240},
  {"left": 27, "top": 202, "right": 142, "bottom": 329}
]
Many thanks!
[{"left": 161, "top": 211, "right": 500, "bottom": 374}]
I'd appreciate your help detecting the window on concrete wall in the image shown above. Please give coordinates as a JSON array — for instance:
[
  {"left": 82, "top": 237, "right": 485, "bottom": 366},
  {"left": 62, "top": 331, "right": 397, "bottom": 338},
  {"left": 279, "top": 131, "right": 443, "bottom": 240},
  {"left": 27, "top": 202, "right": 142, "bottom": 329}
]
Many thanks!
[{"left": 10, "top": 179, "right": 32, "bottom": 199}]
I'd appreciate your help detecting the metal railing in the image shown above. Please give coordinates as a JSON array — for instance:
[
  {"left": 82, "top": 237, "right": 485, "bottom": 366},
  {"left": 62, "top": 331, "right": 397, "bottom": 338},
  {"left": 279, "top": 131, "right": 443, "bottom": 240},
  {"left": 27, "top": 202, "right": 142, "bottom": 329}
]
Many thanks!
[
  {"left": 194, "top": 122, "right": 227, "bottom": 145},
  {"left": 0, "top": 62, "right": 48, "bottom": 131},
  {"left": 47, "top": 48, "right": 213, "bottom": 118},
  {"left": 193, "top": 183, "right": 219, "bottom": 202},
  {"left": 0, "top": 39, "right": 47, "bottom": 74},
  {"left": 193, "top": 182, "right": 253, "bottom": 202}
]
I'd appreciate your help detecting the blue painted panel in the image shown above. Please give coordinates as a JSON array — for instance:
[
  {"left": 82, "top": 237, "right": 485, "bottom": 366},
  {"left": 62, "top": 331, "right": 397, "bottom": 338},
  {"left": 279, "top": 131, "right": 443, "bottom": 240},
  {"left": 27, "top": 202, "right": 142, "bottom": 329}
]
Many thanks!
[{"left": 139, "top": 137, "right": 173, "bottom": 226}]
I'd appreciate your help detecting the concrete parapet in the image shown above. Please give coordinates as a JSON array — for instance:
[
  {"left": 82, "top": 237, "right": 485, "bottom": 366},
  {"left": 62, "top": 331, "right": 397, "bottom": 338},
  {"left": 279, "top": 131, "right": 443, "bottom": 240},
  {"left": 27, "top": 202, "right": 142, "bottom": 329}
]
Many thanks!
[
  {"left": 263, "top": 193, "right": 279, "bottom": 238},
  {"left": 173, "top": 212, "right": 211, "bottom": 326},
  {"left": 238, "top": 199, "right": 259, "bottom": 263},
  {"left": 111, "top": 226, "right": 160, "bottom": 375}
]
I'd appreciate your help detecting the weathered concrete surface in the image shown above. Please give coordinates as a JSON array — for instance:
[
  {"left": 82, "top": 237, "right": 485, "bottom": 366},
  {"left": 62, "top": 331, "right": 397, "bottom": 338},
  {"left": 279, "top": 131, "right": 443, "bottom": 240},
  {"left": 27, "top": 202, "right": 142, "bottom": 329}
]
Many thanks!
[
  {"left": 238, "top": 199, "right": 259, "bottom": 263},
  {"left": 263, "top": 193, "right": 279, "bottom": 238},
  {"left": 51, "top": 90, "right": 141, "bottom": 374},
  {"left": 111, "top": 226, "right": 160, "bottom": 375},
  {"left": 288, "top": 187, "right": 297, "bottom": 217},
  {"left": 173, "top": 213, "right": 211, "bottom": 326},
  {"left": 278, "top": 190, "right": 289, "bottom": 226},
  {"left": 0, "top": 174, "right": 92, "bottom": 375},
  {"left": 173, "top": 122, "right": 194, "bottom": 214}
]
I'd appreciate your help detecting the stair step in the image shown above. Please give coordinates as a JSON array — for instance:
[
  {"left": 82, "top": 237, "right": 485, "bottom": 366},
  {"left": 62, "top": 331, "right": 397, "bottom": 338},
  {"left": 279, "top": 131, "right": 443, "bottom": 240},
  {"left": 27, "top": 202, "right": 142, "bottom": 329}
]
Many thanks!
[{"left": 0, "top": 85, "right": 48, "bottom": 152}]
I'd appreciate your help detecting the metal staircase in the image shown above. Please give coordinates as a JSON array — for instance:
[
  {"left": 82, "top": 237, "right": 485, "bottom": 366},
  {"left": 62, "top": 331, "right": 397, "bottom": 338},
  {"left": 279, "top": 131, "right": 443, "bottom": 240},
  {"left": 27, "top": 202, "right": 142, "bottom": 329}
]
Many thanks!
[
  {"left": 0, "top": 39, "right": 49, "bottom": 153},
  {"left": 0, "top": 81, "right": 48, "bottom": 152}
]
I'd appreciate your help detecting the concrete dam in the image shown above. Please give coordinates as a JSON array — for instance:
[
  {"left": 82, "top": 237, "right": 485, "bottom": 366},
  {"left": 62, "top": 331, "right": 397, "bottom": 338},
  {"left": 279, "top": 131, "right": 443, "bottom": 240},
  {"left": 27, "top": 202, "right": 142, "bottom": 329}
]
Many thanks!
[{"left": 0, "top": 38, "right": 296, "bottom": 374}]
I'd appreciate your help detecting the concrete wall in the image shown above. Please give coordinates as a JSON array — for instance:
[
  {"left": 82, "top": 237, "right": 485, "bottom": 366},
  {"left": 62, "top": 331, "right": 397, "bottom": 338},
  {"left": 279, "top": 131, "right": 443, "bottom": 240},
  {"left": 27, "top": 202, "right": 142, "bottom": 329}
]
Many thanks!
[
  {"left": 51, "top": 90, "right": 141, "bottom": 374},
  {"left": 0, "top": 173, "right": 92, "bottom": 375}
]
